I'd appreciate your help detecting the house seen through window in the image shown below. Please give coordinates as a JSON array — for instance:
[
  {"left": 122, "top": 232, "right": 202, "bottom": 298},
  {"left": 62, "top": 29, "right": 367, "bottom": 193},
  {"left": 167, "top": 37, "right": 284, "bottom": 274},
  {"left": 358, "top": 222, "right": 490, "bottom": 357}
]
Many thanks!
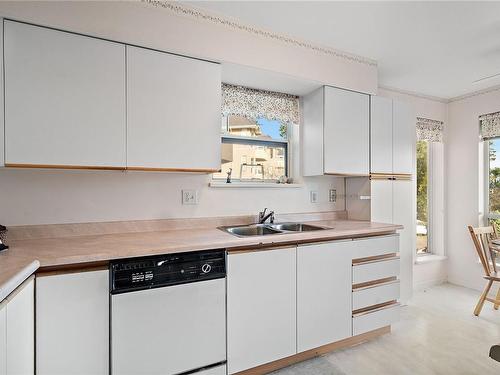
[{"left": 213, "top": 115, "right": 288, "bottom": 182}]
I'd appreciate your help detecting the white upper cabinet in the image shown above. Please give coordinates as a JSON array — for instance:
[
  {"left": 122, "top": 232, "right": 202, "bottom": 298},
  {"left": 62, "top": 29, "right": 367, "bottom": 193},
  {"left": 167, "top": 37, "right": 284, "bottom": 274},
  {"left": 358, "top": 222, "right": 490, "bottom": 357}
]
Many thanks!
[
  {"left": 303, "top": 86, "right": 370, "bottom": 176},
  {"left": 370, "top": 96, "right": 393, "bottom": 174},
  {"left": 393, "top": 100, "right": 415, "bottom": 174},
  {"left": 297, "top": 241, "right": 352, "bottom": 352},
  {"left": 370, "top": 96, "right": 415, "bottom": 175},
  {"left": 4, "top": 21, "right": 126, "bottom": 168},
  {"left": 126, "top": 46, "right": 221, "bottom": 171}
]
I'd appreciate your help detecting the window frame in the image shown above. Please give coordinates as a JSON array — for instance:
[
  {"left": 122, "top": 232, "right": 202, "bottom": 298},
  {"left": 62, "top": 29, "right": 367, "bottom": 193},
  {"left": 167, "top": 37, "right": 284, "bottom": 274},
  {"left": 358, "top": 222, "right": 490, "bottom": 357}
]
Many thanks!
[
  {"left": 416, "top": 139, "right": 433, "bottom": 255},
  {"left": 213, "top": 118, "right": 291, "bottom": 183},
  {"left": 484, "top": 137, "right": 500, "bottom": 221}
]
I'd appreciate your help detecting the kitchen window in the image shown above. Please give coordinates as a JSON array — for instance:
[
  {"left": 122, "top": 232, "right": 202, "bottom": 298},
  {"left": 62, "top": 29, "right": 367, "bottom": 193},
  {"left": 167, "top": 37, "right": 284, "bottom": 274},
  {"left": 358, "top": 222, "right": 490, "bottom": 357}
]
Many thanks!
[
  {"left": 481, "top": 112, "right": 500, "bottom": 231},
  {"left": 213, "top": 84, "right": 298, "bottom": 183},
  {"left": 417, "top": 140, "right": 430, "bottom": 254},
  {"left": 416, "top": 117, "right": 444, "bottom": 255},
  {"left": 212, "top": 116, "right": 289, "bottom": 182}
]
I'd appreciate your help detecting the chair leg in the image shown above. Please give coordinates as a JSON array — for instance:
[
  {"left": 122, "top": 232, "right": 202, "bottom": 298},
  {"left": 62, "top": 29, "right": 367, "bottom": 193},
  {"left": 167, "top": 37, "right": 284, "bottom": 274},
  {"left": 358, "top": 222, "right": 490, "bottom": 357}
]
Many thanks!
[
  {"left": 494, "top": 286, "right": 500, "bottom": 310},
  {"left": 475, "top": 280, "right": 493, "bottom": 316}
]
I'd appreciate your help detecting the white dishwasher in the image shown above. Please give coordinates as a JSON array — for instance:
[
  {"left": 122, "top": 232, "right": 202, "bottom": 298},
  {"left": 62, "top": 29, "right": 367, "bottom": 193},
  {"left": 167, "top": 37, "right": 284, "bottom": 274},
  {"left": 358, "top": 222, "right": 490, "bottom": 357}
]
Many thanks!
[{"left": 110, "top": 250, "right": 227, "bottom": 375}]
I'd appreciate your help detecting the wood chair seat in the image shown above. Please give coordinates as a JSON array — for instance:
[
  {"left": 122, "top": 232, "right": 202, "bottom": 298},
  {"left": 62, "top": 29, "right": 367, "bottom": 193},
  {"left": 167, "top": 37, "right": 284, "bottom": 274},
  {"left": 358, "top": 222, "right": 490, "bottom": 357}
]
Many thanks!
[{"left": 468, "top": 225, "right": 500, "bottom": 316}]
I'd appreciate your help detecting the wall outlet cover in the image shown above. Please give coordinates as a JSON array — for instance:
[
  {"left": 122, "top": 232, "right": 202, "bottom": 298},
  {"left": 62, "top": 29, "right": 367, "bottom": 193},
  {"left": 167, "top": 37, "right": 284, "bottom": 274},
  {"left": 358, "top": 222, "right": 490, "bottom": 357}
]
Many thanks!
[
  {"left": 329, "top": 189, "right": 337, "bottom": 203},
  {"left": 182, "top": 189, "right": 199, "bottom": 205},
  {"left": 310, "top": 190, "right": 318, "bottom": 203}
]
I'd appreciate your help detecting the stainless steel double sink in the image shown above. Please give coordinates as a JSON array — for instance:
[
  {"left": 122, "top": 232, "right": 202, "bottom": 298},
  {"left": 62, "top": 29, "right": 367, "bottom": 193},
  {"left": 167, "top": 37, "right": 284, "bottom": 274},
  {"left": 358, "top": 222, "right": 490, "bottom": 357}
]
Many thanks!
[{"left": 219, "top": 222, "right": 330, "bottom": 237}]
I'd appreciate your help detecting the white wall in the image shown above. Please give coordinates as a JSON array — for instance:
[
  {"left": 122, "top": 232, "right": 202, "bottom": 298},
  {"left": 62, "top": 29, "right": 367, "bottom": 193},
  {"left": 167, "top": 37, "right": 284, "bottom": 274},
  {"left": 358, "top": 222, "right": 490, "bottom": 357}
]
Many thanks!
[
  {"left": 0, "top": 122, "right": 345, "bottom": 226},
  {"left": 447, "top": 88, "right": 500, "bottom": 291},
  {"left": 378, "top": 88, "right": 448, "bottom": 289}
]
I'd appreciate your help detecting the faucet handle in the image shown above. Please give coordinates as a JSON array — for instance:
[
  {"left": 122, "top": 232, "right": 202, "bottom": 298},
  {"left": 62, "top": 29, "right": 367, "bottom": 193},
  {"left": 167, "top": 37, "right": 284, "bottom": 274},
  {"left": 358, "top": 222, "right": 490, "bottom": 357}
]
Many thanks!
[{"left": 259, "top": 208, "right": 267, "bottom": 219}]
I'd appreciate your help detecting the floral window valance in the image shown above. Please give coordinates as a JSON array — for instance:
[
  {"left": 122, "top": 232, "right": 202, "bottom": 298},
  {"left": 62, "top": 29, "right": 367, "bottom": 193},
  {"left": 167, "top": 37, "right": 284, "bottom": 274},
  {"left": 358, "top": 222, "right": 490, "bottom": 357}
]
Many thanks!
[
  {"left": 416, "top": 117, "right": 444, "bottom": 143},
  {"left": 480, "top": 111, "right": 500, "bottom": 140},
  {"left": 222, "top": 83, "right": 299, "bottom": 124}
]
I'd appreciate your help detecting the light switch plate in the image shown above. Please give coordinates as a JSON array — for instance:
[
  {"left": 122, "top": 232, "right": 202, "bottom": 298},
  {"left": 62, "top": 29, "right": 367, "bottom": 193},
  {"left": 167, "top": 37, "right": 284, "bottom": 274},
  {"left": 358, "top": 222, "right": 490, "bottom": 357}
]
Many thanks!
[
  {"left": 310, "top": 190, "right": 318, "bottom": 203},
  {"left": 182, "top": 189, "right": 199, "bottom": 205}
]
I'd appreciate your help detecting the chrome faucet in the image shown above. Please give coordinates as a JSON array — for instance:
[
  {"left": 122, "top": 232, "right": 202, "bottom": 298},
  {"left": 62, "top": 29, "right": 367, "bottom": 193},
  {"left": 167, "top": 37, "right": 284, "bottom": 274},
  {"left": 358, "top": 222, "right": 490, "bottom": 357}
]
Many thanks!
[{"left": 258, "top": 208, "right": 275, "bottom": 224}]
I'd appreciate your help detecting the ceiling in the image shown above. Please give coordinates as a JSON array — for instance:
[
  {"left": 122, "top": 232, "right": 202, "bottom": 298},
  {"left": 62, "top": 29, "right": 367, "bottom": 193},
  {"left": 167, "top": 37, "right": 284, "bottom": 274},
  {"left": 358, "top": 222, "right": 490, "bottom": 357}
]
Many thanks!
[{"left": 187, "top": 1, "right": 500, "bottom": 100}]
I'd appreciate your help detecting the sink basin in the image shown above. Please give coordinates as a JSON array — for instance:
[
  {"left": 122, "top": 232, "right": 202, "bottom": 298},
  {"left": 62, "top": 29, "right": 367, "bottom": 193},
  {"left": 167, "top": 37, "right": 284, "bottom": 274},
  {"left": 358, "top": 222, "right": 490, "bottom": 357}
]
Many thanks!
[
  {"left": 224, "top": 224, "right": 281, "bottom": 237},
  {"left": 220, "top": 222, "right": 330, "bottom": 237},
  {"left": 268, "top": 223, "right": 326, "bottom": 232}
]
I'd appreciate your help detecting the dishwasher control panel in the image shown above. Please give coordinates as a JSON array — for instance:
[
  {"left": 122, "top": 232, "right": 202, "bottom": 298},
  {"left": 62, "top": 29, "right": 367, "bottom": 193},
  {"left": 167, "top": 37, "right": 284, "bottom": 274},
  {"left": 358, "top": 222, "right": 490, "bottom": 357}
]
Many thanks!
[{"left": 110, "top": 249, "right": 226, "bottom": 294}]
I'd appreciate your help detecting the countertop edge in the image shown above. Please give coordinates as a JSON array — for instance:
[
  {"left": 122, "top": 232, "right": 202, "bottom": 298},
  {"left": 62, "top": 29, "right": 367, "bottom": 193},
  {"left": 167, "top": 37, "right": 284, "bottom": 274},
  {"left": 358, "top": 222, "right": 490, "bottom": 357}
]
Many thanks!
[{"left": 0, "top": 259, "right": 39, "bottom": 302}]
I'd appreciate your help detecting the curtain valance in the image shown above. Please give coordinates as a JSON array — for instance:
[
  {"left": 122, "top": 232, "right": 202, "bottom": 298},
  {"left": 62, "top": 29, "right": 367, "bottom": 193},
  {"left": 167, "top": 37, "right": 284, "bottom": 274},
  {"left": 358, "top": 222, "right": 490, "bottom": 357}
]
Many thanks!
[
  {"left": 416, "top": 117, "right": 444, "bottom": 143},
  {"left": 480, "top": 111, "right": 500, "bottom": 140},
  {"left": 222, "top": 83, "right": 299, "bottom": 124}
]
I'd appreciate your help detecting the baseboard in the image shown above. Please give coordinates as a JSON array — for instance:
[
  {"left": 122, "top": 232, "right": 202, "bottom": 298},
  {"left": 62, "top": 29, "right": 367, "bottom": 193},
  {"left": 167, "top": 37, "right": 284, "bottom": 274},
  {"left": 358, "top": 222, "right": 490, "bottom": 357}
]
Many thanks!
[{"left": 234, "top": 326, "right": 391, "bottom": 375}]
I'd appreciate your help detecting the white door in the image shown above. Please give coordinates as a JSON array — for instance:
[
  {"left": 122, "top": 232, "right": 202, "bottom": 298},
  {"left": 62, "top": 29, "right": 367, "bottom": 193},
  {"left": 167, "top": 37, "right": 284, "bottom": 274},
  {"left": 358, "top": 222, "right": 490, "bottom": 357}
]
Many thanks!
[
  {"left": 227, "top": 248, "right": 296, "bottom": 374},
  {"left": 392, "top": 100, "right": 415, "bottom": 174},
  {"left": 0, "top": 302, "right": 6, "bottom": 375},
  {"left": 112, "top": 278, "right": 226, "bottom": 375},
  {"left": 126, "top": 46, "right": 221, "bottom": 170},
  {"left": 370, "top": 96, "right": 393, "bottom": 174},
  {"left": 36, "top": 271, "right": 109, "bottom": 375},
  {"left": 393, "top": 179, "right": 415, "bottom": 304},
  {"left": 297, "top": 241, "right": 352, "bottom": 352},
  {"left": 4, "top": 20, "right": 126, "bottom": 167},
  {"left": 370, "top": 179, "right": 393, "bottom": 224},
  {"left": 324, "top": 86, "right": 370, "bottom": 175},
  {"left": 6, "top": 278, "right": 34, "bottom": 375}
]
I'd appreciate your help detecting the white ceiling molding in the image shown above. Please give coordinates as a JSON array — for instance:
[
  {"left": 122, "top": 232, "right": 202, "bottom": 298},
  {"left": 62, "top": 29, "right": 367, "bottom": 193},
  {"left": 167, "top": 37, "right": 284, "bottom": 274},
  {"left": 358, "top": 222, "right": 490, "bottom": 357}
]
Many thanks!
[
  {"left": 448, "top": 84, "right": 500, "bottom": 104},
  {"left": 378, "top": 85, "right": 449, "bottom": 104},
  {"left": 142, "top": 0, "right": 377, "bottom": 68}
]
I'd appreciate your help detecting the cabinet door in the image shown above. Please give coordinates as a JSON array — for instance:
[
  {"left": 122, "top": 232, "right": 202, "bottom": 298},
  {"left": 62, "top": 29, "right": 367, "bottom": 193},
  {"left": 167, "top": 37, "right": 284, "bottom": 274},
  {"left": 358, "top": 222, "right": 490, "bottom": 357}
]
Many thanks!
[
  {"left": 392, "top": 100, "right": 415, "bottom": 174},
  {"left": 227, "top": 248, "right": 296, "bottom": 374},
  {"left": 370, "top": 96, "right": 393, "bottom": 174},
  {"left": 370, "top": 179, "right": 393, "bottom": 224},
  {"left": 393, "top": 180, "right": 414, "bottom": 304},
  {"left": 0, "top": 303, "right": 6, "bottom": 375},
  {"left": 127, "top": 46, "right": 221, "bottom": 170},
  {"left": 324, "top": 86, "right": 369, "bottom": 175},
  {"left": 4, "top": 20, "right": 126, "bottom": 167},
  {"left": 297, "top": 241, "right": 352, "bottom": 352},
  {"left": 36, "top": 270, "right": 109, "bottom": 375},
  {"left": 6, "top": 278, "right": 34, "bottom": 375}
]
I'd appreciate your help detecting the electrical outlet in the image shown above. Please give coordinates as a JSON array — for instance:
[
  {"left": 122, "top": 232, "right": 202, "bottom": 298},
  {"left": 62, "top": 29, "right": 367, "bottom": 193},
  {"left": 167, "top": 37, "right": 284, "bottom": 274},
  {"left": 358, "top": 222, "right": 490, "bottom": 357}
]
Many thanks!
[
  {"left": 182, "top": 190, "right": 199, "bottom": 205},
  {"left": 329, "top": 189, "right": 337, "bottom": 203},
  {"left": 310, "top": 190, "right": 318, "bottom": 203}
]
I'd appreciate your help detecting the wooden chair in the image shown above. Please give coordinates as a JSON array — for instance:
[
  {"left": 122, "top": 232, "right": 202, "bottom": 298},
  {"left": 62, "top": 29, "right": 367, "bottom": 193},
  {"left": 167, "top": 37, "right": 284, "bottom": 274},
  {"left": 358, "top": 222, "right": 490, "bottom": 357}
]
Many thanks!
[{"left": 468, "top": 225, "right": 500, "bottom": 316}]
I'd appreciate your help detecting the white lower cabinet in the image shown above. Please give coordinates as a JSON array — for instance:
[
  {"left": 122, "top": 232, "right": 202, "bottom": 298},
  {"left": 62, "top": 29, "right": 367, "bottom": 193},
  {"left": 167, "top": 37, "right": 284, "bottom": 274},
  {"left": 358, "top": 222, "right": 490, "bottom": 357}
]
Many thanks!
[
  {"left": 0, "top": 300, "right": 7, "bottom": 375},
  {"left": 227, "top": 248, "right": 296, "bottom": 374},
  {"left": 5, "top": 278, "right": 35, "bottom": 375},
  {"left": 353, "top": 304, "right": 400, "bottom": 336},
  {"left": 36, "top": 270, "right": 109, "bottom": 375},
  {"left": 197, "top": 365, "right": 227, "bottom": 375},
  {"left": 297, "top": 241, "right": 353, "bottom": 352}
]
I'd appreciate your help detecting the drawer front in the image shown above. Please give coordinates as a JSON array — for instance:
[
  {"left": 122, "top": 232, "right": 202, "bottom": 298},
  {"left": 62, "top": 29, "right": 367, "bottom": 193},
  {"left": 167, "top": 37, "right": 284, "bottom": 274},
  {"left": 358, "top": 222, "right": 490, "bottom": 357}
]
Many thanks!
[
  {"left": 352, "top": 258, "right": 400, "bottom": 285},
  {"left": 352, "top": 281, "right": 400, "bottom": 311},
  {"left": 351, "top": 235, "right": 399, "bottom": 260},
  {"left": 353, "top": 304, "right": 400, "bottom": 336}
]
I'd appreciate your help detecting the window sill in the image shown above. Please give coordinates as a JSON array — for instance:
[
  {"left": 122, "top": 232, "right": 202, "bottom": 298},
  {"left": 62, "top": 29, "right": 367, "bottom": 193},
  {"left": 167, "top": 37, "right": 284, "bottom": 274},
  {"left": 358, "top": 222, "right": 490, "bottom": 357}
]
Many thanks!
[
  {"left": 415, "top": 254, "right": 447, "bottom": 265},
  {"left": 209, "top": 181, "right": 303, "bottom": 189}
]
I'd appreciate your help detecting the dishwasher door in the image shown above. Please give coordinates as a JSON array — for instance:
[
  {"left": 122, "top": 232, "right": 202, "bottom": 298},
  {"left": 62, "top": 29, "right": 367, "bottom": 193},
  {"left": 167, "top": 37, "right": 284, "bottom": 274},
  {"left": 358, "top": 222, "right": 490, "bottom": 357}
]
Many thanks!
[{"left": 111, "top": 278, "right": 226, "bottom": 375}]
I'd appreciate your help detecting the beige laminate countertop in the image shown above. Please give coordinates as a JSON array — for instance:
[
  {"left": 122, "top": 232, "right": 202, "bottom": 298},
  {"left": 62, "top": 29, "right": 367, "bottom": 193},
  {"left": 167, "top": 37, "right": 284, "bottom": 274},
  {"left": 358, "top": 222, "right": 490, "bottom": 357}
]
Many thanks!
[{"left": 0, "top": 219, "right": 402, "bottom": 301}]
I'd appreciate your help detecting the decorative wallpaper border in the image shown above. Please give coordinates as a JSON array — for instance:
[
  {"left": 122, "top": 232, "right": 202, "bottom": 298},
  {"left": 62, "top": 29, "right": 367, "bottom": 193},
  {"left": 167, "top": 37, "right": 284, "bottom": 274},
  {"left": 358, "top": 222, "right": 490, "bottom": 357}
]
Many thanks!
[{"left": 142, "top": 0, "right": 377, "bottom": 67}]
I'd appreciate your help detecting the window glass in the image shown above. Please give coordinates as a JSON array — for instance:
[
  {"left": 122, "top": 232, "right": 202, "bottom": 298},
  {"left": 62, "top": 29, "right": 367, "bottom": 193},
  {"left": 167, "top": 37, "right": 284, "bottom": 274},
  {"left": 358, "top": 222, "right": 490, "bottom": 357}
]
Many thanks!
[
  {"left": 488, "top": 139, "right": 500, "bottom": 217},
  {"left": 214, "top": 115, "right": 288, "bottom": 182},
  {"left": 222, "top": 115, "right": 287, "bottom": 141},
  {"left": 417, "top": 140, "right": 429, "bottom": 254}
]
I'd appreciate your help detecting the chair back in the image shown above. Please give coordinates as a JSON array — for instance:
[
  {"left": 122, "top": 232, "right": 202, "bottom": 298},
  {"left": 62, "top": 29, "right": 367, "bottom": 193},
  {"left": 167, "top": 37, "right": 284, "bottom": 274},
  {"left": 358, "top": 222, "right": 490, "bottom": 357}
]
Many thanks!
[{"left": 468, "top": 225, "right": 498, "bottom": 276}]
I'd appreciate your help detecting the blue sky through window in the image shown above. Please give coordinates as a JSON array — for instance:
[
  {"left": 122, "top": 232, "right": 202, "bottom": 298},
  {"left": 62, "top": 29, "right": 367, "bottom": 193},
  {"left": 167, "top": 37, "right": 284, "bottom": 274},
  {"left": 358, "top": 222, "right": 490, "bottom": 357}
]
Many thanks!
[
  {"left": 256, "top": 118, "right": 286, "bottom": 140},
  {"left": 492, "top": 139, "right": 500, "bottom": 169}
]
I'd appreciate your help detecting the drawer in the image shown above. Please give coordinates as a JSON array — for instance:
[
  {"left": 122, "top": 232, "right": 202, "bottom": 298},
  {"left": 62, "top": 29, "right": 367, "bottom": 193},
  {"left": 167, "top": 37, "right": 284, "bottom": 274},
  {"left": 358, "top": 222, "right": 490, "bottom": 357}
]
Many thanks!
[
  {"left": 352, "top": 280, "right": 400, "bottom": 311},
  {"left": 351, "top": 235, "right": 399, "bottom": 260},
  {"left": 353, "top": 303, "right": 400, "bottom": 336},
  {"left": 352, "top": 257, "right": 400, "bottom": 285}
]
